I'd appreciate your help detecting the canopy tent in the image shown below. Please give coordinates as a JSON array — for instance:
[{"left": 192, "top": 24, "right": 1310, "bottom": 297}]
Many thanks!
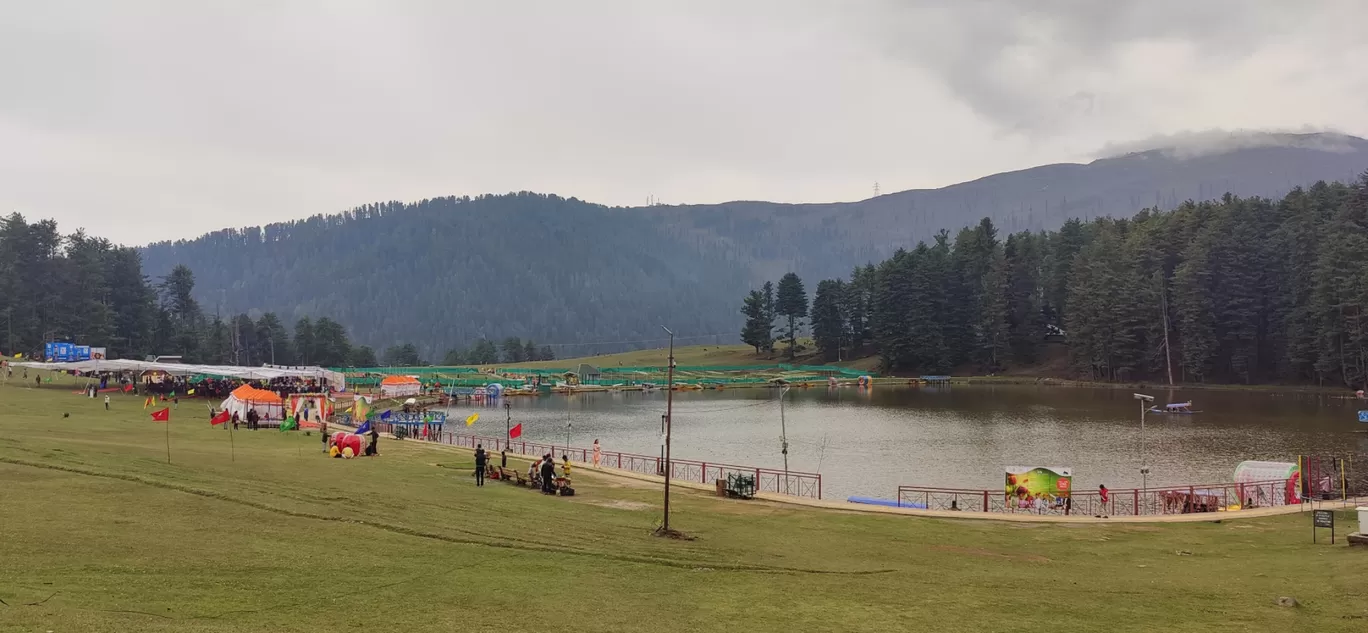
[
  {"left": 287, "top": 393, "right": 333, "bottom": 425},
  {"left": 220, "top": 384, "right": 286, "bottom": 421},
  {"left": 380, "top": 375, "right": 422, "bottom": 398},
  {"left": 9, "top": 359, "right": 345, "bottom": 391}
]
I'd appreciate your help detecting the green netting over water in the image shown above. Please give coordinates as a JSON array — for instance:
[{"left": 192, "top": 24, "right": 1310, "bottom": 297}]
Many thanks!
[{"left": 339, "top": 367, "right": 481, "bottom": 375}]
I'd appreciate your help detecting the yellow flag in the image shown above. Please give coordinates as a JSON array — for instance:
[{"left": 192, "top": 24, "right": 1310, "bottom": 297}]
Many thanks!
[
  {"left": 465, "top": 413, "right": 478, "bottom": 427},
  {"left": 188, "top": 388, "right": 195, "bottom": 395},
  {"left": 13, "top": 352, "right": 21, "bottom": 358}
]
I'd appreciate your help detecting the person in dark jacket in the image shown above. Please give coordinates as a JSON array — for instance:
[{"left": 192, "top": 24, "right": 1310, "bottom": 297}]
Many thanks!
[
  {"left": 366, "top": 426, "right": 379, "bottom": 456},
  {"left": 540, "top": 453, "right": 557, "bottom": 494},
  {"left": 474, "top": 445, "right": 487, "bottom": 487}
]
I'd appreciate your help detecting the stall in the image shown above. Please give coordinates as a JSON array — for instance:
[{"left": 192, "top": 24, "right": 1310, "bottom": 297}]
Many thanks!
[
  {"left": 379, "top": 375, "right": 422, "bottom": 398},
  {"left": 220, "top": 384, "right": 286, "bottom": 422},
  {"left": 288, "top": 393, "right": 333, "bottom": 426}
]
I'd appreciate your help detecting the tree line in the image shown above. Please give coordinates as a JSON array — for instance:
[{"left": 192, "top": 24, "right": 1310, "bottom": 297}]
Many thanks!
[
  {"left": 742, "top": 176, "right": 1368, "bottom": 387},
  {"left": 0, "top": 213, "right": 551, "bottom": 368}
]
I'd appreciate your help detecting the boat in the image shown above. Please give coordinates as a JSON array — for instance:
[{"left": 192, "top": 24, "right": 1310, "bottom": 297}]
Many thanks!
[{"left": 1149, "top": 401, "right": 1199, "bottom": 414}]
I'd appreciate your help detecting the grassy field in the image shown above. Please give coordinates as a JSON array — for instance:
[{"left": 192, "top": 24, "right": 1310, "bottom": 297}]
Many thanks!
[{"left": 2, "top": 372, "right": 1367, "bottom": 632}]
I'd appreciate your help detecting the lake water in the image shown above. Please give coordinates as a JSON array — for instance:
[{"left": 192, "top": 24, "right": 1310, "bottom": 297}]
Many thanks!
[{"left": 442, "top": 385, "right": 1368, "bottom": 500}]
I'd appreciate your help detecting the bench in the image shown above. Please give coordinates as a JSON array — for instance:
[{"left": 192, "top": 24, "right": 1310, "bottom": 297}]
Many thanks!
[{"left": 500, "top": 467, "right": 525, "bottom": 485}]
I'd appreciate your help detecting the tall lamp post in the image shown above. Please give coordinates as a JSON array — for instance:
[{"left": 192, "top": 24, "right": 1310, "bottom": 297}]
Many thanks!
[
  {"left": 660, "top": 325, "right": 676, "bottom": 534},
  {"left": 1134, "top": 393, "right": 1154, "bottom": 490},
  {"left": 779, "top": 384, "right": 791, "bottom": 493}
]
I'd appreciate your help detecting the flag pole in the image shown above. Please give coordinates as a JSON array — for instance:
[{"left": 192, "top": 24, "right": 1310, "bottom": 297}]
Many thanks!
[
  {"left": 165, "top": 412, "right": 172, "bottom": 464},
  {"left": 229, "top": 413, "right": 235, "bottom": 462}
]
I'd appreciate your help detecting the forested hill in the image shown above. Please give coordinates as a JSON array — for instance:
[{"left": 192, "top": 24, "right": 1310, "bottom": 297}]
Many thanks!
[
  {"left": 648, "top": 133, "right": 1368, "bottom": 284},
  {"left": 141, "top": 133, "right": 1368, "bottom": 358},
  {"left": 140, "top": 194, "right": 747, "bottom": 360}
]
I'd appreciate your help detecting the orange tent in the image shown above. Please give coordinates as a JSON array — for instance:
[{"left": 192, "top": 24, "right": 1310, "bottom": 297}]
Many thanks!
[
  {"left": 380, "top": 375, "right": 422, "bottom": 397},
  {"left": 230, "top": 384, "right": 284, "bottom": 403},
  {"left": 221, "top": 384, "right": 285, "bottom": 421}
]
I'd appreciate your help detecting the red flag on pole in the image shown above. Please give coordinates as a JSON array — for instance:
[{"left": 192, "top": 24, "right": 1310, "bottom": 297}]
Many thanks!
[
  {"left": 509, "top": 423, "right": 523, "bottom": 439},
  {"left": 211, "top": 410, "right": 230, "bottom": 426},
  {"left": 150, "top": 408, "right": 170, "bottom": 422}
]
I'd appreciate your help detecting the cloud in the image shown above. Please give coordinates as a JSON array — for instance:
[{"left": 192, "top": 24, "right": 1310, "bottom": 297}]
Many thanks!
[
  {"left": 1, "top": 0, "right": 1366, "bottom": 245},
  {"left": 1098, "top": 128, "right": 1362, "bottom": 160}
]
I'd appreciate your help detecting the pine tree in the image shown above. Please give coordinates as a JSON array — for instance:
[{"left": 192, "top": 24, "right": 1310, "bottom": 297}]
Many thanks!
[
  {"left": 442, "top": 348, "right": 466, "bottom": 365},
  {"left": 811, "top": 279, "right": 846, "bottom": 361},
  {"left": 501, "top": 337, "right": 525, "bottom": 363},
  {"left": 775, "top": 273, "right": 808, "bottom": 360},
  {"left": 293, "top": 317, "right": 316, "bottom": 365},
  {"left": 739, "top": 289, "right": 773, "bottom": 354},
  {"left": 350, "top": 345, "right": 378, "bottom": 367}
]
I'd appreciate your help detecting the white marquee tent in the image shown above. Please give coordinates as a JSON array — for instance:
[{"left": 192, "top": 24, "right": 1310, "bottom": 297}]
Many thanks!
[{"left": 9, "top": 359, "right": 346, "bottom": 391}]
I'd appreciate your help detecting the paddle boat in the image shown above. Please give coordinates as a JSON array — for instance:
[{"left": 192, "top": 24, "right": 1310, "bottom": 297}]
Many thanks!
[{"left": 1149, "top": 401, "right": 1199, "bottom": 414}]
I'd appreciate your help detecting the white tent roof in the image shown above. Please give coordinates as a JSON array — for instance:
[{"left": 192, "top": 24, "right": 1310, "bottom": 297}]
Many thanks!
[{"left": 10, "top": 359, "right": 344, "bottom": 390}]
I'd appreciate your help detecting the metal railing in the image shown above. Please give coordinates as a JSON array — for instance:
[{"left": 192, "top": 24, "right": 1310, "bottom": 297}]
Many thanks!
[
  {"left": 895, "top": 479, "right": 1297, "bottom": 516},
  {"left": 375, "top": 424, "right": 821, "bottom": 499}
]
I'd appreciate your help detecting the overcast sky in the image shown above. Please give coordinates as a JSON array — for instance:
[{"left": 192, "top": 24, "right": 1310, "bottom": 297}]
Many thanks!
[{"left": 3, "top": 0, "right": 1366, "bottom": 245}]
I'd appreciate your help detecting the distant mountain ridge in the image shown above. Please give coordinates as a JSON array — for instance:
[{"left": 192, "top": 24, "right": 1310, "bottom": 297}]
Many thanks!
[{"left": 141, "top": 132, "right": 1368, "bottom": 357}]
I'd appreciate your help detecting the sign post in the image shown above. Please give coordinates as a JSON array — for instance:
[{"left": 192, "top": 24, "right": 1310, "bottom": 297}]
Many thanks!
[{"left": 1313, "top": 509, "right": 1335, "bottom": 544}]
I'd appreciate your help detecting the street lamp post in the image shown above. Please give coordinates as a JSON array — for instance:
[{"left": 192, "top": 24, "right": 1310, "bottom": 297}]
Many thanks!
[
  {"left": 660, "top": 325, "right": 676, "bottom": 534},
  {"left": 1134, "top": 393, "right": 1154, "bottom": 491},
  {"left": 779, "top": 384, "right": 791, "bottom": 493}
]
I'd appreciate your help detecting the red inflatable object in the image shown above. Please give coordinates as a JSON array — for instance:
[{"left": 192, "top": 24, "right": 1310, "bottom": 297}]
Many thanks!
[{"left": 330, "top": 432, "right": 364, "bottom": 456}]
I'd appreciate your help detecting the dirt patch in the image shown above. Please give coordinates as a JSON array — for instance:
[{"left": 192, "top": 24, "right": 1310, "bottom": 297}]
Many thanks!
[
  {"left": 930, "top": 544, "right": 1051, "bottom": 563},
  {"left": 587, "top": 499, "right": 654, "bottom": 511}
]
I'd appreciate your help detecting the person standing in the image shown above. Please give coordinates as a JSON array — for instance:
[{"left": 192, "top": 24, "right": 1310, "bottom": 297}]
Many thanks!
[
  {"left": 1097, "top": 485, "right": 1110, "bottom": 518},
  {"left": 473, "top": 444, "right": 487, "bottom": 487},
  {"left": 561, "top": 454, "right": 571, "bottom": 478},
  {"left": 592, "top": 439, "right": 601, "bottom": 468},
  {"left": 500, "top": 448, "right": 508, "bottom": 470},
  {"left": 367, "top": 425, "right": 379, "bottom": 456},
  {"left": 540, "top": 453, "right": 556, "bottom": 494},
  {"left": 320, "top": 420, "right": 329, "bottom": 452},
  {"left": 104, "top": 394, "right": 110, "bottom": 410}
]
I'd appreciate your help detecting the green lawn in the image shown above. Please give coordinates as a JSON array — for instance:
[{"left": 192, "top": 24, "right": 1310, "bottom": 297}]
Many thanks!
[{"left": 2, "top": 372, "right": 1366, "bottom": 632}]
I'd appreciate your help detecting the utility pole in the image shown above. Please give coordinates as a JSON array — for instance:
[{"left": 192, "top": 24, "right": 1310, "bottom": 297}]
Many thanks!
[
  {"left": 779, "top": 384, "right": 791, "bottom": 493},
  {"left": 1134, "top": 393, "right": 1153, "bottom": 491},
  {"left": 659, "top": 325, "right": 676, "bottom": 534},
  {"left": 505, "top": 401, "right": 511, "bottom": 448},
  {"left": 1159, "top": 278, "right": 1174, "bottom": 386}
]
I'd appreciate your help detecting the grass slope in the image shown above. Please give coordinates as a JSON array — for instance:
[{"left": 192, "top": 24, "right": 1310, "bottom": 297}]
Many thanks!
[{"left": 2, "top": 374, "right": 1366, "bottom": 632}]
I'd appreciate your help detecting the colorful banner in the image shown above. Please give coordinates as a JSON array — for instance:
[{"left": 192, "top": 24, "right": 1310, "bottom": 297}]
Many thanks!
[{"left": 1005, "top": 466, "right": 1073, "bottom": 502}]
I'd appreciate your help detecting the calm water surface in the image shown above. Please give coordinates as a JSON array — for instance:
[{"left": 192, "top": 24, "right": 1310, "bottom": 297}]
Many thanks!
[{"left": 443, "top": 385, "right": 1368, "bottom": 500}]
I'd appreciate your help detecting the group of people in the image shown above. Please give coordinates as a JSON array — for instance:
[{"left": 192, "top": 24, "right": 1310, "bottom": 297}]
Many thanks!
[{"left": 470, "top": 444, "right": 572, "bottom": 495}]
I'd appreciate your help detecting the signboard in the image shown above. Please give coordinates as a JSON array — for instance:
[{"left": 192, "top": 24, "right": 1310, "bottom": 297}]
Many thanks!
[
  {"left": 53, "top": 342, "right": 74, "bottom": 362},
  {"left": 1313, "top": 509, "right": 1335, "bottom": 544},
  {"left": 1358, "top": 410, "right": 1368, "bottom": 423},
  {"left": 91, "top": 347, "right": 107, "bottom": 360},
  {"left": 75, "top": 345, "right": 91, "bottom": 361},
  {"left": 45, "top": 342, "right": 55, "bottom": 361},
  {"left": 1006, "top": 466, "right": 1073, "bottom": 505}
]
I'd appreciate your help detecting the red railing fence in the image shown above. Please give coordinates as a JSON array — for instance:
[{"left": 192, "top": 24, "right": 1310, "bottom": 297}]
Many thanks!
[
  {"left": 373, "top": 423, "right": 822, "bottom": 499},
  {"left": 896, "top": 479, "right": 1295, "bottom": 516}
]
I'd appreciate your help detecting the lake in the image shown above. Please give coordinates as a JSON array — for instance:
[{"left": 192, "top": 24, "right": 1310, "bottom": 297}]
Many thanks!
[{"left": 442, "top": 385, "right": 1368, "bottom": 500}]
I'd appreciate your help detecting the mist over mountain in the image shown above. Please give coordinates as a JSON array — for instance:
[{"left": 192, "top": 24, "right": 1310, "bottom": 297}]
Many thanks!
[{"left": 140, "top": 132, "right": 1368, "bottom": 359}]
